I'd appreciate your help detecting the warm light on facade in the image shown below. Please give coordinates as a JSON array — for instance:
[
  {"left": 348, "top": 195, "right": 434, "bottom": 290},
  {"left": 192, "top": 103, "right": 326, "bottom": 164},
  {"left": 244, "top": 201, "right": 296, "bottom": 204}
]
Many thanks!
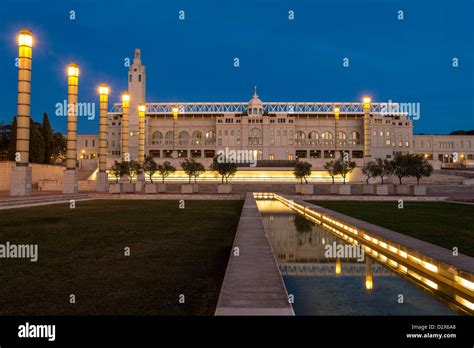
[
  {"left": 334, "top": 107, "right": 340, "bottom": 119},
  {"left": 138, "top": 104, "right": 146, "bottom": 113},
  {"left": 18, "top": 29, "right": 33, "bottom": 47},
  {"left": 122, "top": 93, "right": 130, "bottom": 103}
]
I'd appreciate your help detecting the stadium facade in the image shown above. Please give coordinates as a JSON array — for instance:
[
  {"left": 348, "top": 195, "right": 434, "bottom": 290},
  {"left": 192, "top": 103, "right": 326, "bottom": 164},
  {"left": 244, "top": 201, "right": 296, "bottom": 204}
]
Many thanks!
[{"left": 77, "top": 49, "right": 474, "bottom": 172}]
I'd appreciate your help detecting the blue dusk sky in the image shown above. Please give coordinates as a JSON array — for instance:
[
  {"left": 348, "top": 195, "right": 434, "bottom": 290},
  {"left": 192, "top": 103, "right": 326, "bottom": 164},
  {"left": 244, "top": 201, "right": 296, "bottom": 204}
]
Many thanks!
[{"left": 0, "top": 0, "right": 472, "bottom": 134}]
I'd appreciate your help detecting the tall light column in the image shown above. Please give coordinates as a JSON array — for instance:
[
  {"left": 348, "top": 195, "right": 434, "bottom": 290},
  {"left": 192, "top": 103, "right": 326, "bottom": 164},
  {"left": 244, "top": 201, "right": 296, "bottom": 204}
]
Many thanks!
[
  {"left": 363, "top": 96, "right": 371, "bottom": 158},
  {"left": 138, "top": 104, "right": 146, "bottom": 165},
  {"left": 121, "top": 93, "right": 130, "bottom": 162},
  {"left": 11, "top": 29, "right": 33, "bottom": 196},
  {"left": 96, "top": 83, "right": 109, "bottom": 192},
  {"left": 172, "top": 106, "right": 179, "bottom": 158},
  {"left": 334, "top": 106, "right": 340, "bottom": 158},
  {"left": 136, "top": 103, "right": 146, "bottom": 191},
  {"left": 62, "top": 63, "right": 79, "bottom": 194}
]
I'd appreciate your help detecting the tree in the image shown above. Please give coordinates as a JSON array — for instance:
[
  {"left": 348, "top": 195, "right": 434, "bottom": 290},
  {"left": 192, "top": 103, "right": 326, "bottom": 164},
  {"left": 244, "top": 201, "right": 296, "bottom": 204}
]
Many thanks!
[
  {"left": 375, "top": 158, "right": 393, "bottom": 185},
  {"left": 126, "top": 160, "right": 140, "bottom": 183},
  {"left": 391, "top": 153, "right": 412, "bottom": 184},
  {"left": 362, "top": 161, "right": 377, "bottom": 184},
  {"left": 157, "top": 161, "right": 176, "bottom": 183},
  {"left": 324, "top": 160, "right": 337, "bottom": 184},
  {"left": 143, "top": 156, "right": 158, "bottom": 183},
  {"left": 51, "top": 132, "right": 67, "bottom": 164},
  {"left": 181, "top": 159, "right": 205, "bottom": 184},
  {"left": 110, "top": 160, "right": 123, "bottom": 183},
  {"left": 29, "top": 120, "right": 45, "bottom": 164},
  {"left": 41, "top": 113, "right": 53, "bottom": 164},
  {"left": 334, "top": 158, "right": 356, "bottom": 184},
  {"left": 210, "top": 156, "right": 238, "bottom": 184},
  {"left": 293, "top": 214, "right": 314, "bottom": 233},
  {"left": 293, "top": 161, "right": 312, "bottom": 184},
  {"left": 7, "top": 116, "right": 16, "bottom": 161},
  {"left": 410, "top": 155, "right": 434, "bottom": 185}
]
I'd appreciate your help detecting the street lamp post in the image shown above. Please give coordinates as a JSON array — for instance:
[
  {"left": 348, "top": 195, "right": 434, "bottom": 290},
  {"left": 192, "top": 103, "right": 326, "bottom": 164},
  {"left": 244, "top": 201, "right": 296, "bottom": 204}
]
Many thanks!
[
  {"left": 96, "top": 83, "right": 109, "bottom": 192},
  {"left": 334, "top": 106, "right": 340, "bottom": 158},
  {"left": 172, "top": 106, "right": 179, "bottom": 158},
  {"left": 121, "top": 93, "right": 130, "bottom": 162},
  {"left": 10, "top": 29, "right": 33, "bottom": 196},
  {"left": 363, "top": 96, "right": 371, "bottom": 158},
  {"left": 62, "top": 63, "right": 80, "bottom": 194},
  {"left": 136, "top": 103, "right": 146, "bottom": 191}
]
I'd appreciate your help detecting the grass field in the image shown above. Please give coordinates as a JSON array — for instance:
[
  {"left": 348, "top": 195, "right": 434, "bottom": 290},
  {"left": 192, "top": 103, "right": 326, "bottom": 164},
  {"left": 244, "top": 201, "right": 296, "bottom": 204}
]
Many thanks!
[
  {"left": 0, "top": 199, "right": 243, "bottom": 315},
  {"left": 308, "top": 201, "right": 474, "bottom": 257}
]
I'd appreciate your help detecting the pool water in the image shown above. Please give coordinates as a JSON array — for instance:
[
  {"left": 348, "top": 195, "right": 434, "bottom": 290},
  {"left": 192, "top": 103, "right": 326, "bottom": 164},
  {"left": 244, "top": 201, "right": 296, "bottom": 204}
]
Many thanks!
[{"left": 257, "top": 200, "right": 457, "bottom": 315}]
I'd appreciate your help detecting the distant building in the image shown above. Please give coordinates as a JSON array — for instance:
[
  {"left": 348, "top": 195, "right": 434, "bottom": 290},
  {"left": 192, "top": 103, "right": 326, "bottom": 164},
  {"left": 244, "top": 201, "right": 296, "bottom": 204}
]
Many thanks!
[{"left": 77, "top": 49, "right": 474, "bottom": 170}]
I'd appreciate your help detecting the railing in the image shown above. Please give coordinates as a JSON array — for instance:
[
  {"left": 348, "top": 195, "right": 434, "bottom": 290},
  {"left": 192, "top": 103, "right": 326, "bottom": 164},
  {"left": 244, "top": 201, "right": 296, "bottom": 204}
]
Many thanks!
[{"left": 109, "top": 102, "right": 407, "bottom": 115}]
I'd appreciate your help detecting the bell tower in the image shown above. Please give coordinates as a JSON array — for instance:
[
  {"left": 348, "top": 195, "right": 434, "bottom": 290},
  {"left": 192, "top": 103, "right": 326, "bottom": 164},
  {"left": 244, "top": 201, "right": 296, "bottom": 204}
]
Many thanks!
[{"left": 128, "top": 48, "right": 146, "bottom": 160}]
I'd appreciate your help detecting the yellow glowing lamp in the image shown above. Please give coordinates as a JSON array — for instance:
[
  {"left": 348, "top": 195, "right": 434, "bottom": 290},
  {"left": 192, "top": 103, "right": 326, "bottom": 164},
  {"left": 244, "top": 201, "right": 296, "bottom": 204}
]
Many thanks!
[
  {"left": 122, "top": 93, "right": 130, "bottom": 103},
  {"left": 99, "top": 84, "right": 109, "bottom": 95},
  {"left": 334, "top": 106, "right": 340, "bottom": 119},
  {"left": 363, "top": 96, "right": 371, "bottom": 109},
  {"left": 335, "top": 260, "right": 341, "bottom": 275},
  {"left": 365, "top": 277, "right": 373, "bottom": 290},
  {"left": 138, "top": 104, "right": 146, "bottom": 116},
  {"left": 172, "top": 107, "right": 179, "bottom": 119},
  {"left": 18, "top": 29, "right": 33, "bottom": 47},
  {"left": 67, "top": 63, "right": 79, "bottom": 77}
]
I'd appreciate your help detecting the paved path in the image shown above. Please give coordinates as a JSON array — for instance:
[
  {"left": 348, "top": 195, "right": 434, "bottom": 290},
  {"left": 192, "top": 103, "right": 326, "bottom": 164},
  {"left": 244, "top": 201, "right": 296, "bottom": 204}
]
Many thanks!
[
  {"left": 215, "top": 193, "right": 294, "bottom": 315},
  {"left": 0, "top": 194, "right": 91, "bottom": 210}
]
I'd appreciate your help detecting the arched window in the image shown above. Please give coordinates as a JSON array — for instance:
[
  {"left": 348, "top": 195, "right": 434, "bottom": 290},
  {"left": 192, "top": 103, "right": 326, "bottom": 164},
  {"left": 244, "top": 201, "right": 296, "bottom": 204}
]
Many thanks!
[
  {"left": 205, "top": 130, "right": 216, "bottom": 145},
  {"left": 349, "top": 131, "right": 361, "bottom": 146},
  {"left": 191, "top": 131, "right": 203, "bottom": 145},
  {"left": 321, "top": 131, "right": 333, "bottom": 146},
  {"left": 165, "top": 131, "right": 173, "bottom": 145},
  {"left": 178, "top": 131, "right": 190, "bottom": 146},
  {"left": 295, "top": 131, "right": 306, "bottom": 146},
  {"left": 337, "top": 131, "right": 347, "bottom": 146},
  {"left": 248, "top": 128, "right": 262, "bottom": 146},
  {"left": 151, "top": 131, "right": 163, "bottom": 145},
  {"left": 308, "top": 131, "right": 319, "bottom": 145}
]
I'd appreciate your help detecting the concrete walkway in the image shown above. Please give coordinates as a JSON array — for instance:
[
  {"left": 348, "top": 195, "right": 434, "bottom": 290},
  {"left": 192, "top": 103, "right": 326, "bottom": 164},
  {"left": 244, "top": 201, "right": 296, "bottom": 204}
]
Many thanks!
[
  {"left": 0, "top": 193, "right": 91, "bottom": 210},
  {"left": 215, "top": 193, "right": 294, "bottom": 315}
]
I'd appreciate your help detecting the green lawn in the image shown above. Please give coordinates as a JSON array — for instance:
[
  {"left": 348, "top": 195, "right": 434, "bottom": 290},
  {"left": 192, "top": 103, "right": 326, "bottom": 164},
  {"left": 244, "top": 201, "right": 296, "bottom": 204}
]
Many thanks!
[
  {"left": 0, "top": 200, "right": 243, "bottom": 315},
  {"left": 308, "top": 201, "right": 474, "bottom": 257}
]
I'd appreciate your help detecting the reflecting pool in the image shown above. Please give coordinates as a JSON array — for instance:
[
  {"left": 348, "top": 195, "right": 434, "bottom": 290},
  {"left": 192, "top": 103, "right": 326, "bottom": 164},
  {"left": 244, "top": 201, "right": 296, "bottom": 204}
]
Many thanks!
[{"left": 257, "top": 199, "right": 457, "bottom": 315}]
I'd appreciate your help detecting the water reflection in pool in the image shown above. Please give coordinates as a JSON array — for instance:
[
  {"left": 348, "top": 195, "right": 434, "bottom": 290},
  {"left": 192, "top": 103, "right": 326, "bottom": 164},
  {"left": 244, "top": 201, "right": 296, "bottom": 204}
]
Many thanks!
[{"left": 257, "top": 200, "right": 456, "bottom": 315}]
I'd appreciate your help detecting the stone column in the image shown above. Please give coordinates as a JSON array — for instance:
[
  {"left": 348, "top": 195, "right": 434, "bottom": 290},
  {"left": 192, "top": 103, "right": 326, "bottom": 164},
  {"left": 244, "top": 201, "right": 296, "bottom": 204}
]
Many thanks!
[
  {"left": 136, "top": 103, "right": 146, "bottom": 191},
  {"left": 119, "top": 93, "right": 130, "bottom": 183},
  {"left": 334, "top": 106, "right": 340, "bottom": 159},
  {"left": 121, "top": 93, "right": 130, "bottom": 161},
  {"left": 96, "top": 83, "right": 109, "bottom": 192},
  {"left": 363, "top": 97, "right": 371, "bottom": 158},
  {"left": 172, "top": 107, "right": 178, "bottom": 158},
  {"left": 62, "top": 63, "right": 79, "bottom": 194},
  {"left": 10, "top": 29, "right": 33, "bottom": 197}
]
